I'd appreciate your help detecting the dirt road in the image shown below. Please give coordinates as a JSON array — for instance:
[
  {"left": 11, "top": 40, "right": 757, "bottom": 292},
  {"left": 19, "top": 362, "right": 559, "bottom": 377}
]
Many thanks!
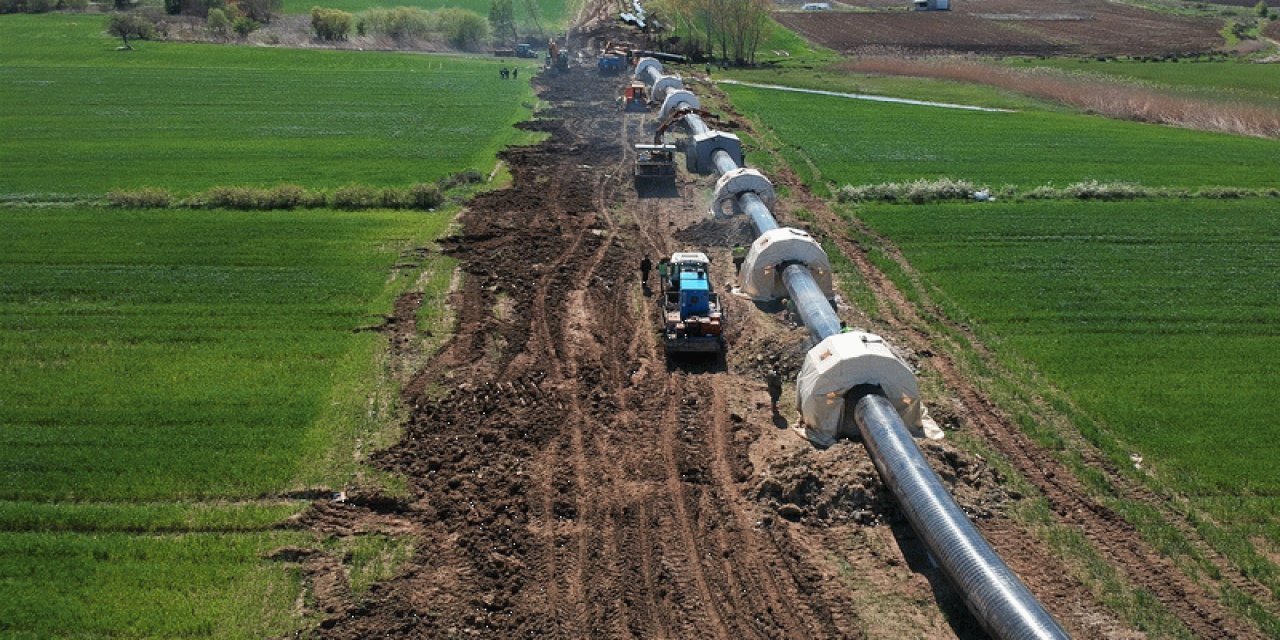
[{"left": 299, "top": 35, "right": 1264, "bottom": 639}]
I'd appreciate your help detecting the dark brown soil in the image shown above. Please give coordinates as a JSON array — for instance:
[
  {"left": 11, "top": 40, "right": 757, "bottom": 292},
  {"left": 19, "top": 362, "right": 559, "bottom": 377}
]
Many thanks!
[{"left": 775, "top": 0, "right": 1225, "bottom": 56}]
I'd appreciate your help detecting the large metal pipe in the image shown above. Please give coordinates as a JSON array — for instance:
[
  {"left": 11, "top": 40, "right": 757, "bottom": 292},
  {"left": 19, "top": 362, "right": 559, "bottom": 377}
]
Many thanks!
[
  {"left": 782, "top": 264, "right": 842, "bottom": 342},
  {"left": 639, "top": 58, "right": 1068, "bottom": 639},
  {"left": 854, "top": 394, "right": 1069, "bottom": 640},
  {"left": 739, "top": 192, "right": 778, "bottom": 235}
]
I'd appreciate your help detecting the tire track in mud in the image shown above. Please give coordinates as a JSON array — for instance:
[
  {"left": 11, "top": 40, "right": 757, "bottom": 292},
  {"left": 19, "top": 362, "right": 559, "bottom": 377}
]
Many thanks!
[{"left": 316, "top": 58, "right": 872, "bottom": 639}]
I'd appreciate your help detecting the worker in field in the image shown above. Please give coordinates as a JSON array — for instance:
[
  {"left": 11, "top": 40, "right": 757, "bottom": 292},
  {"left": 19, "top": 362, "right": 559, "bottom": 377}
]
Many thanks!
[
  {"left": 766, "top": 370, "right": 782, "bottom": 413},
  {"left": 640, "top": 255, "right": 652, "bottom": 286},
  {"left": 512, "top": 67, "right": 518, "bottom": 80},
  {"left": 656, "top": 257, "right": 669, "bottom": 290}
]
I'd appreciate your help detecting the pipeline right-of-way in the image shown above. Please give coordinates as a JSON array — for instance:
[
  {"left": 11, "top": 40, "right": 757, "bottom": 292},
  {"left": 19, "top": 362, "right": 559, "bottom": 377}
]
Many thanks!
[{"left": 633, "top": 57, "right": 1070, "bottom": 640}]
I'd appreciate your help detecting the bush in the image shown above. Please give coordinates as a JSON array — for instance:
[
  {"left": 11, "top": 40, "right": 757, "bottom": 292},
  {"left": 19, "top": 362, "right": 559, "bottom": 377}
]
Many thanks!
[
  {"left": 378, "top": 187, "right": 409, "bottom": 209},
  {"left": 835, "top": 178, "right": 977, "bottom": 204},
  {"left": 107, "top": 188, "right": 173, "bottom": 208},
  {"left": 232, "top": 15, "right": 259, "bottom": 38},
  {"left": 106, "top": 13, "right": 156, "bottom": 48},
  {"left": 311, "top": 6, "right": 353, "bottom": 41},
  {"left": 439, "top": 168, "right": 484, "bottom": 189},
  {"left": 264, "top": 184, "right": 308, "bottom": 209},
  {"left": 332, "top": 184, "right": 379, "bottom": 209},
  {"left": 206, "top": 7, "right": 229, "bottom": 38},
  {"left": 1197, "top": 186, "right": 1251, "bottom": 199},
  {"left": 408, "top": 183, "right": 442, "bottom": 209},
  {"left": 202, "top": 186, "right": 264, "bottom": 209},
  {"left": 237, "top": 0, "right": 279, "bottom": 22},
  {"left": 358, "top": 6, "right": 432, "bottom": 41},
  {"left": 435, "top": 7, "right": 489, "bottom": 51},
  {"left": 1062, "top": 180, "right": 1152, "bottom": 200},
  {"left": 60, "top": 0, "right": 88, "bottom": 10}
]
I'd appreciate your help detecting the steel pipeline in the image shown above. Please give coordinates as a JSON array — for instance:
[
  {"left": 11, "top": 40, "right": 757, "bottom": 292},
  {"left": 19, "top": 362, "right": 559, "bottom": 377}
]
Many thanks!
[{"left": 636, "top": 58, "right": 1069, "bottom": 639}]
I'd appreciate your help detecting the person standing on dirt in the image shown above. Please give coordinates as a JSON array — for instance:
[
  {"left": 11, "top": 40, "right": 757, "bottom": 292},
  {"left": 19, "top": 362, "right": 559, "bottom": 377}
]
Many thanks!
[
  {"left": 766, "top": 370, "right": 783, "bottom": 414},
  {"left": 640, "top": 255, "right": 652, "bottom": 286}
]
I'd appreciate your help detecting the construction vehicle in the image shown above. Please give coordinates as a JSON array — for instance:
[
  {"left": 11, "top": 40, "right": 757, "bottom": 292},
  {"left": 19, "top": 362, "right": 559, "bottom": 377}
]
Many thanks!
[
  {"left": 621, "top": 81, "right": 647, "bottom": 111},
  {"left": 597, "top": 53, "right": 625, "bottom": 75},
  {"left": 546, "top": 40, "right": 570, "bottom": 72},
  {"left": 493, "top": 43, "right": 538, "bottom": 58},
  {"left": 660, "top": 252, "right": 724, "bottom": 354},
  {"left": 634, "top": 143, "right": 676, "bottom": 183}
]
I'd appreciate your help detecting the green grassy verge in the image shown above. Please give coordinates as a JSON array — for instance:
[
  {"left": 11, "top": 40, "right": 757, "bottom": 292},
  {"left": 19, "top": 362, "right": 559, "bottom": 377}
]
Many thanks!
[
  {"left": 0, "top": 14, "right": 538, "bottom": 198},
  {"left": 721, "top": 83, "right": 1280, "bottom": 190}
]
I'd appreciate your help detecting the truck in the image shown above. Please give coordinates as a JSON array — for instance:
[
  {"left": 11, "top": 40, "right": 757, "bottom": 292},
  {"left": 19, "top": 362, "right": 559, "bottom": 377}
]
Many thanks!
[
  {"left": 634, "top": 143, "right": 676, "bottom": 184},
  {"left": 659, "top": 252, "right": 724, "bottom": 354},
  {"left": 621, "top": 81, "right": 647, "bottom": 111},
  {"left": 493, "top": 43, "right": 539, "bottom": 58},
  {"left": 597, "top": 53, "right": 626, "bottom": 75}
]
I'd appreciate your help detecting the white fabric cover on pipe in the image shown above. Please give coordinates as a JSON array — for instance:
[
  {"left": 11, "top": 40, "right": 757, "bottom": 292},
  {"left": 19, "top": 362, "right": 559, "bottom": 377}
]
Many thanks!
[
  {"left": 796, "top": 332, "right": 924, "bottom": 447},
  {"left": 711, "top": 168, "right": 775, "bottom": 217},
  {"left": 739, "top": 228, "right": 832, "bottom": 301}
]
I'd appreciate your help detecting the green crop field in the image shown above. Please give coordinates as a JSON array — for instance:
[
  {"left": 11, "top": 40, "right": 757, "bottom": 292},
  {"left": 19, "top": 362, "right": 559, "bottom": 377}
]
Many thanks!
[
  {"left": 0, "top": 14, "right": 538, "bottom": 198},
  {"left": 1005, "top": 58, "right": 1280, "bottom": 105},
  {"left": 722, "top": 84, "right": 1280, "bottom": 191},
  {"left": 0, "top": 207, "right": 456, "bottom": 636},
  {"left": 282, "top": 0, "right": 571, "bottom": 27},
  {"left": 0, "top": 12, "right": 528, "bottom": 636}
]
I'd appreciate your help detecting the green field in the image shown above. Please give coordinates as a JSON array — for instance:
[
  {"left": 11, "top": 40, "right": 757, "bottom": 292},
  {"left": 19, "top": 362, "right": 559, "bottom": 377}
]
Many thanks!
[
  {"left": 0, "top": 12, "right": 527, "bottom": 637},
  {"left": 722, "top": 84, "right": 1280, "bottom": 191},
  {"left": 0, "top": 207, "right": 454, "bottom": 635},
  {"left": 1005, "top": 58, "right": 1280, "bottom": 105},
  {"left": 282, "top": 0, "right": 571, "bottom": 27},
  {"left": 0, "top": 15, "right": 538, "bottom": 198}
]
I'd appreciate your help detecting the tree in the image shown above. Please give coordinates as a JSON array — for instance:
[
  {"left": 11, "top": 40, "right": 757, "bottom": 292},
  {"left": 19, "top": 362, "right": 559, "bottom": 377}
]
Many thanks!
[
  {"left": 231, "top": 15, "right": 259, "bottom": 38},
  {"left": 206, "top": 7, "right": 229, "bottom": 39},
  {"left": 106, "top": 13, "right": 154, "bottom": 49},
  {"left": 436, "top": 7, "right": 490, "bottom": 51},
  {"left": 1256, "top": 0, "right": 1270, "bottom": 18},
  {"left": 237, "top": 0, "right": 280, "bottom": 23},
  {"left": 488, "top": 0, "right": 516, "bottom": 45},
  {"left": 310, "top": 6, "right": 352, "bottom": 40}
]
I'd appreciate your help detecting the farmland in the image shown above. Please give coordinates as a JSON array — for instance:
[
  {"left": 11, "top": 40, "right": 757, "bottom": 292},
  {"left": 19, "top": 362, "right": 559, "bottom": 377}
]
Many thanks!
[
  {"left": 0, "top": 12, "right": 524, "bottom": 637},
  {"left": 1004, "top": 57, "right": 1280, "bottom": 105},
  {"left": 774, "top": 0, "right": 1225, "bottom": 56},
  {"left": 0, "top": 15, "right": 537, "bottom": 198},
  {"left": 722, "top": 83, "right": 1280, "bottom": 190},
  {"left": 0, "top": 207, "right": 456, "bottom": 635}
]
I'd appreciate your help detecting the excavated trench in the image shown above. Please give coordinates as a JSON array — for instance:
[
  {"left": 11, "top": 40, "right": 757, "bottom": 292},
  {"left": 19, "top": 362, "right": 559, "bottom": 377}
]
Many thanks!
[{"left": 298, "top": 24, "right": 1267, "bottom": 639}]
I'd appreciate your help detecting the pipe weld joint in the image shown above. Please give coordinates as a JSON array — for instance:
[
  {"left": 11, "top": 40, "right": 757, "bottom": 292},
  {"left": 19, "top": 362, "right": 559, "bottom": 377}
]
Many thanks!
[
  {"left": 634, "top": 57, "right": 662, "bottom": 81},
  {"left": 659, "top": 90, "right": 700, "bottom": 121},
  {"left": 652, "top": 74, "right": 684, "bottom": 101},
  {"left": 710, "top": 168, "right": 775, "bottom": 218},
  {"left": 738, "top": 227, "right": 833, "bottom": 301}
]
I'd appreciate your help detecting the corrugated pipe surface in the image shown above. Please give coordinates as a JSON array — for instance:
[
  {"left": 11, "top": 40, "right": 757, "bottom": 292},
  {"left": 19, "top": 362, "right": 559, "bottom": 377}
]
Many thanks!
[{"left": 854, "top": 394, "right": 1069, "bottom": 639}]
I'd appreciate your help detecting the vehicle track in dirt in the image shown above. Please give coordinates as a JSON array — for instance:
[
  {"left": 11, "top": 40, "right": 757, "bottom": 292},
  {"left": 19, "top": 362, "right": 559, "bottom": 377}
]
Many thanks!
[
  {"left": 310, "top": 55, "right": 880, "bottom": 639},
  {"left": 300, "top": 20, "right": 1263, "bottom": 640}
]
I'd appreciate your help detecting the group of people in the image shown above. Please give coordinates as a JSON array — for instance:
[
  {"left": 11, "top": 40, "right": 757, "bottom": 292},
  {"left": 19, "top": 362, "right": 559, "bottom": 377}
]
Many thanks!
[{"left": 499, "top": 67, "right": 519, "bottom": 80}]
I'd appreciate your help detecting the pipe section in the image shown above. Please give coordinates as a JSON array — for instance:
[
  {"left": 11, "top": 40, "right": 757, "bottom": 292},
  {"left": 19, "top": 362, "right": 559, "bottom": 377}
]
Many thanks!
[
  {"left": 782, "top": 264, "right": 842, "bottom": 342},
  {"left": 639, "top": 57, "right": 1069, "bottom": 639},
  {"left": 854, "top": 394, "right": 1069, "bottom": 640}
]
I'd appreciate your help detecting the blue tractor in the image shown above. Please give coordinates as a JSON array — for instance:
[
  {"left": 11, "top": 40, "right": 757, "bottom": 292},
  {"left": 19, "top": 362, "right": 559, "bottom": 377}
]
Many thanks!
[{"left": 659, "top": 252, "right": 724, "bottom": 354}]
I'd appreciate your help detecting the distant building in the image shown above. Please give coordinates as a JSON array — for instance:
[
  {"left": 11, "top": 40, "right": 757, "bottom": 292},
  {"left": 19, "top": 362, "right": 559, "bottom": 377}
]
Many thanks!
[{"left": 913, "top": 0, "right": 950, "bottom": 10}]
